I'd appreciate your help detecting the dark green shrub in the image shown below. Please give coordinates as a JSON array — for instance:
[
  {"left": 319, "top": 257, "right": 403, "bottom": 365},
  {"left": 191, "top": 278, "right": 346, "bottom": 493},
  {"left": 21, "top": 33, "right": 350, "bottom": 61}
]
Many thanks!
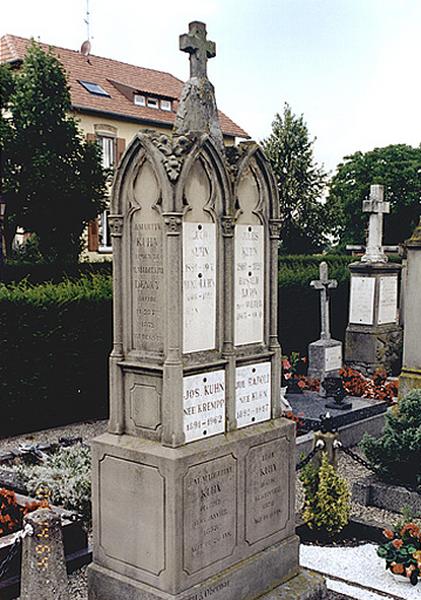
[
  {"left": 360, "top": 389, "right": 421, "bottom": 490},
  {"left": 0, "top": 274, "right": 112, "bottom": 437}
]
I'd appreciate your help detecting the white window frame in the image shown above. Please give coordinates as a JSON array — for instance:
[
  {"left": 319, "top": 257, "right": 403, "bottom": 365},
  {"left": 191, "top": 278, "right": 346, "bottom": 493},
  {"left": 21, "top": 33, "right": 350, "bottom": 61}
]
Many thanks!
[
  {"left": 97, "top": 135, "right": 116, "bottom": 253},
  {"left": 134, "top": 94, "right": 146, "bottom": 106},
  {"left": 160, "top": 99, "right": 172, "bottom": 111},
  {"left": 99, "top": 209, "right": 112, "bottom": 253}
]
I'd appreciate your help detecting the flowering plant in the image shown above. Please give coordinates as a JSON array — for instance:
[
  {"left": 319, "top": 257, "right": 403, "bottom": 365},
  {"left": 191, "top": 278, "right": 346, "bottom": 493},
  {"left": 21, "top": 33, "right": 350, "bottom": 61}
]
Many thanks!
[
  {"left": 340, "top": 367, "right": 398, "bottom": 404},
  {"left": 0, "top": 488, "right": 47, "bottom": 537},
  {"left": 378, "top": 519, "right": 421, "bottom": 585}
]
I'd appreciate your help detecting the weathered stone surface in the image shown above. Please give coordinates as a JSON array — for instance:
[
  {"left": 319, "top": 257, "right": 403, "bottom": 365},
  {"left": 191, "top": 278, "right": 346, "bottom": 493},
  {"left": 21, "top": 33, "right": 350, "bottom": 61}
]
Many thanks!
[
  {"left": 399, "top": 217, "right": 421, "bottom": 396},
  {"left": 90, "top": 420, "right": 296, "bottom": 597},
  {"left": 352, "top": 476, "right": 421, "bottom": 517},
  {"left": 345, "top": 262, "right": 402, "bottom": 375},
  {"left": 260, "top": 569, "right": 327, "bottom": 599},
  {"left": 20, "top": 508, "right": 69, "bottom": 600}
]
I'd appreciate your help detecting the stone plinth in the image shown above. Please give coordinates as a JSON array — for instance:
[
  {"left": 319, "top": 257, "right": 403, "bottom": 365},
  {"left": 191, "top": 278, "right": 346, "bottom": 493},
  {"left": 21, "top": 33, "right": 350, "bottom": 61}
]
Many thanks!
[
  {"left": 89, "top": 420, "right": 298, "bottom": 600},
  {"left": 399, "top": 218, "right": 421, "bottom": 396},
  {"left": 345, "top": 262, "right": 402, "bottom": 375},
  {"left": 21, "top": 508, "right": 70, "bottom": 600},
  {"left": 308, "top": 339, "right": 342, "bottom": 380}
]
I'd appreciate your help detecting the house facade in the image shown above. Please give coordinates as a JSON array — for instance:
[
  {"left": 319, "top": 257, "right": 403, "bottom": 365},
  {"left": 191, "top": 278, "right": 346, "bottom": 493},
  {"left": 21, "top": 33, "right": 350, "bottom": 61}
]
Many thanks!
[{"left": 0, "top": 34, "right": 248, "bottom": 259}]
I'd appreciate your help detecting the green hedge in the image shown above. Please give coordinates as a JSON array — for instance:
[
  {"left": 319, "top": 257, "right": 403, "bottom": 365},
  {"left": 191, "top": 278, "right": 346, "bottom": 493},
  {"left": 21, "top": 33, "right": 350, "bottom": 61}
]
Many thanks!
[
  {"left": 0, "top": 256, "right": 360, "bottom": 436},
  {"left": 0, "top": 275, "right": 112, "bottom": 437}
]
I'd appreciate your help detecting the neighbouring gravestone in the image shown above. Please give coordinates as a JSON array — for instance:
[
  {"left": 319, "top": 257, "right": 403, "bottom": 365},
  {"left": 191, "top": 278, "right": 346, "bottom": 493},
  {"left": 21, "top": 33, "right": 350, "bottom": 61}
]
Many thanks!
[
  {"left": 308, "top": 262, "right": 342, "bottom": 384},
  {"left": 20, "top": 508, "right": 70, "bottom": 600},
  {"left": 345, "top": 184, "right": 402, "bottom": 375},
  {"left": 399, "top": 218, "right": 421, "bottom": 396},
  {"left": 88, "top": 21, "right": 323, "bottom": 600}
]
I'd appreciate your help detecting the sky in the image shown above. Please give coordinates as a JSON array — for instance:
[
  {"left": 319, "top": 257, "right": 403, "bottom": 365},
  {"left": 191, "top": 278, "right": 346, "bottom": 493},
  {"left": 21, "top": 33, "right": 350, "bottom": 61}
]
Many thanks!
[{"left": 2, "top": 0, "right": 421, "bottom": 172}]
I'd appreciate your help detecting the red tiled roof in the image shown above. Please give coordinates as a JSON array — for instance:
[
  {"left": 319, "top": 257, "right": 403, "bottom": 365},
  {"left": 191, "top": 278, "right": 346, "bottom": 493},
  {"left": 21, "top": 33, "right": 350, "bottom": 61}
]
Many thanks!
[{"left": 0, "top": 34, "right": 249, "bottom": 139}]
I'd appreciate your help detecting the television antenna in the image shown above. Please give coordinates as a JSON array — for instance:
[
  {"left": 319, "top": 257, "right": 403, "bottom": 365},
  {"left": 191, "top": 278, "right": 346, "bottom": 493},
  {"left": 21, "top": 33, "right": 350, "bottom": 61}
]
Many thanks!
[{"left": 81, "top": 0, "right": 92, "bottom": 56}]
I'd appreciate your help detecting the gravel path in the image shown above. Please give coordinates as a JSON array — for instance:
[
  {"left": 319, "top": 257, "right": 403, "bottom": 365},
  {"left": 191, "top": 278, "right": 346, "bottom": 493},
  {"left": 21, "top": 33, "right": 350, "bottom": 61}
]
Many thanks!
[{"left": 1, "top": 419, "right": 404, "bottom": 600}]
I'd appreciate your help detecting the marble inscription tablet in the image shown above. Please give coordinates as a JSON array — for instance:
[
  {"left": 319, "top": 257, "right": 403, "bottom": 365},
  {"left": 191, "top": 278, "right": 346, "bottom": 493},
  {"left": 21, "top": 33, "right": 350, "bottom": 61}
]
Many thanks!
[
  {"left": 131, "top": 216, "right": 164, "bottom": 354},
  {"left": 235, "top": 362, "right": 271, "bottom": 428},
  {"left": 378, "top": 276, "right": 398, "bottom": 324},
  {"left": 183, "top": 222, "right": 217, "bottom": 354},
  {"left": 349, "top": 276, "right": 375, "bottom": 325},
  {"left": 183, "top": 455, "right": 237, "bottom": 574},
  {"left": 183, "top": 370, "right": 225, "bottom": 443},
  {"left": 325, "top": 345, "right": 342, "bottom": 372},
  {"left": 234, "top": 224, "right": 264, "bottom": 345},
  {"left": 245, "top": 438, "right": 289, "bottom": 544}
]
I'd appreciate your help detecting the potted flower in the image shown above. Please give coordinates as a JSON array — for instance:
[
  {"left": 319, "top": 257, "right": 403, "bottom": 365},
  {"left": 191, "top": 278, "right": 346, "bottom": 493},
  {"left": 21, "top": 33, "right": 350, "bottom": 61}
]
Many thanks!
[
  {"left": 282, "top": 352, "right": 307, "bottom": 394},
  {"left": 377, "top": 519, "right": 421, "bottom": 586}
]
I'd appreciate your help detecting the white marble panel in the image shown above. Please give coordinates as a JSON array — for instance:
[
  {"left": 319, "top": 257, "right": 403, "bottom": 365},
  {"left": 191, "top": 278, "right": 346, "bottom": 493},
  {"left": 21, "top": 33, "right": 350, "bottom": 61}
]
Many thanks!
[
  {"left": 183, "top": 370, "right": 225, "bottom": 443},
  {"left": 234, "top": 224, "right": 264, "bottom": 346},
  {"left": 235, "top": 362, "right": 271, "bottom": 428},
  {"left": 349, "top": 276, "right": 375, "bottom": 325},
  {"left": 183, "top": 222, "right": 216, "bottom": 353},
  {"left": 378, "top": 276, "right": 398, "bottom": 324},
  {"left": 325, "top": 345, "right": 342, "bottom": 371}
]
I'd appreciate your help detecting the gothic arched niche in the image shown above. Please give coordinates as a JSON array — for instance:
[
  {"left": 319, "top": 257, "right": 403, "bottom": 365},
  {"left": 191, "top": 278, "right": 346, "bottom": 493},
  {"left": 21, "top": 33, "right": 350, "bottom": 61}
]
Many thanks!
[
  {"left": 182, "top": 156, "right": 218, "bottom": 354},
  {"left": 234, "top": 161, "right": 266, "bottom": 346},
  {"left": 129, "top": 159, "right": 164, "bottom": 355}
]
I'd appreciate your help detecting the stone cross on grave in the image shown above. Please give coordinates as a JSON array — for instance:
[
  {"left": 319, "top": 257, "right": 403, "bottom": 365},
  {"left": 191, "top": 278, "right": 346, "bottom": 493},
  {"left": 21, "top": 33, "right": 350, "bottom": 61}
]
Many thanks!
[
  {"left": 362, "top": 184, "right": 390, "bottom": 263},
  {"left": 310, "top": 261, "right": 337, "bottom": 340},
  {"left": 180, "top": 21, "right": 216, "bottom": 79}
]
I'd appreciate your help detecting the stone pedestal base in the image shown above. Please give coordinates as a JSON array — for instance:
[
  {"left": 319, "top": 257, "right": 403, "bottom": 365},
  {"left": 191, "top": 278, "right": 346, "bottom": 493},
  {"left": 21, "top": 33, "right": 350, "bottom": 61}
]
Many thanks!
[
  {"left": 260, "top": 569, "right": 327, "bottom": 599},
  {"left": 88, "top": 536, "right": 300, "bottom": 600},
  {"left": 399, "top": 367, "right": 421, "bottom": 398},
  {"left": 345, "top": 323, "right": 402, "bottom": 376},
  {"left": 308, "top": 339, "right": 342, "bottom": 381},
  {"left": 88, "top": 420, "right": 298, "bottom": 600}
]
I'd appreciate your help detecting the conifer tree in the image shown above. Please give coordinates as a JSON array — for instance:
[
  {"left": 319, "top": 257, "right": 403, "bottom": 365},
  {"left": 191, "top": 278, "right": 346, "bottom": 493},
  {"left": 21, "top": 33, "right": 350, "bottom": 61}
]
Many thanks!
[{"left": 263, "top": 103, "right": 329, "bottom": 254}]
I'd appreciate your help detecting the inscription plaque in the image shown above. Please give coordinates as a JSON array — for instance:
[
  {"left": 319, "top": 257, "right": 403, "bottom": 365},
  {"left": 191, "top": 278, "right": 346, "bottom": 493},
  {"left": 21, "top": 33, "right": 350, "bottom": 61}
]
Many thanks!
[
  {"left": 234, "top": 224, "right": 264, "bottom": 345},
  {"left": 245, "top": 438, "right": 289, "bottom": 545},
  {"left": 325, "top": 346, "right": 342, "bottom": 372},
  {"left": 349, "top": 276, "right": 375, "bottom": 325},
  {"left": 131, "top": 217, "right": 164, "bottom": 353},
  {"left": 183, "top": 370, "right": 225, "bottom": 443},
  {"left": 183, "top": 455, "right": 237, "bottom": 574},
  {"left": 235, "top": 362, "right": 271, "bottom": 429},
  {"left": 183, "top": 222, "right": 217, "bottom": 353},
  {"left": 378, "top": 276, "right": 398, "bottom": 324}
]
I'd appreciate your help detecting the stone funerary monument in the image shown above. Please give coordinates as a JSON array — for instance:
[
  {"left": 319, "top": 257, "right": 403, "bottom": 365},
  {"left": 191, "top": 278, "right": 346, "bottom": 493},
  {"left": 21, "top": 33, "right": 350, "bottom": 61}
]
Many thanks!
[
  {"left": 345, "top": 184, "right": 402, "bottom": 375},
  {"left": 88, "top": 22, "right": 307, "bottom": 600}
]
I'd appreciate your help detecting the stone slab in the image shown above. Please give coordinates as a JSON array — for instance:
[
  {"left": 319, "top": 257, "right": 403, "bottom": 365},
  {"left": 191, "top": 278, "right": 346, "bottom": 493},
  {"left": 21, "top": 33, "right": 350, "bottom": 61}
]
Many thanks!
[
  {"left": 352, "top": 475, "right": 421, "bottom": 517},
  {"left": 235, "top": 361, "right": 271, "bottom": 428},
  {"left": 377, "top": 275, "right": 398, "bottom": 324},
  {"left": 259, "top": 569, "right": 327, "bottom": 599},
  {"left": 287, "top": 391, "right": 387, "bottom": 432},
  {"left": 183, "top": 370, "right": 225, "bottom": 442},
  {"left": 349, "top": 277, "right": 375, "bottom": 325},
  {"left": 89, "top": 420, "right": 296, "bottom": 598},
  {"left": 308, "top": 339, "right": 342, "bottom": 380},
  {"left": 88, "top": 534, "right": 300, "bottom": 600}
]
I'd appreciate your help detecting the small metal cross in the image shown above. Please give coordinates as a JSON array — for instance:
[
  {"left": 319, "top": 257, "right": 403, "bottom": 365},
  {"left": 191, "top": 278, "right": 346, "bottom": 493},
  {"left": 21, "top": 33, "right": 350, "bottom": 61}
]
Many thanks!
[
  {"left": 179, "top": 21, "right": 216, "bottom": 79},
  {"left": 362, "top": 184, "right": 390, "bottom": 263},
  {"left": 310, "top": 261, "right": 337, "bottom": 340}
]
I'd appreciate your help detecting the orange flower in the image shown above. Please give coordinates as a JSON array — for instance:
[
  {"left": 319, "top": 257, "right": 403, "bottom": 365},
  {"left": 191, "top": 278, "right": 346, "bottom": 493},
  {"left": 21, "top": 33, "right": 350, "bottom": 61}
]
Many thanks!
[
  {"left": 383, "top": 529, "right": 394, "bottom": 540},
  {"left": 392, "top": 539, "right": 403, "bottom": 549},
  {"left": 391, "top": 563, "right": 405, "bottom": 575},
  {"left": 400, "top": 523, "right": 420, "bottom": 538}
]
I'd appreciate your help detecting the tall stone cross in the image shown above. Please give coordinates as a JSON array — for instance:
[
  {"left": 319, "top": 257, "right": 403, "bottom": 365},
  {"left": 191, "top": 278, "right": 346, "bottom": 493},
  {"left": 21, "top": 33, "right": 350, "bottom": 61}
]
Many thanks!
[
  {"left": 362, "top": 184, "right": 390, "bottom": 263},
  {"left": 180, "top": 21, "right": 216, "bottom": 79},
  {"left": 310, "top": 261, "right": 337, "bottom": 340}
]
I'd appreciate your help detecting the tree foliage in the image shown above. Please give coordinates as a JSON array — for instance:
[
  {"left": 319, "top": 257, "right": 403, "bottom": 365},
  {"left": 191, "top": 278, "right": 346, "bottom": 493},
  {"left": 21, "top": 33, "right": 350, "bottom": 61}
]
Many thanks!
[
  {"left": 262, "top": 103, "right": 329, "bottom": 254},
  {"left": 1, "top": 42, "right": 106, "bottom": 263},
  {"left": 326, "top": 145, "right": 421, "bottom": 248}
]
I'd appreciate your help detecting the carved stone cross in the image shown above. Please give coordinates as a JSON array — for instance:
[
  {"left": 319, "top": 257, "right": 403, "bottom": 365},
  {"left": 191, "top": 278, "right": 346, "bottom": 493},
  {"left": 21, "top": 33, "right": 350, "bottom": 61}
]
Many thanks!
[
  {"left": 180, "top": 21, "right": 216, "bottom": 79},
  {"left": 362, "top": 184, "right": 390, "bottom": 263},
  {"left": 310, "top": 261, "right": 337, "bottom": 340}
]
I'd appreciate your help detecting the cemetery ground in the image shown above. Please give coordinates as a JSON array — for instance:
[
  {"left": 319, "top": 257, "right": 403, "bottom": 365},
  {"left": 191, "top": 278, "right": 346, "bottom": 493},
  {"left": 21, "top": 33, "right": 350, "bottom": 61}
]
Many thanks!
[{"left": 0, "top": 411, "right": 418, "bottom": 600}]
